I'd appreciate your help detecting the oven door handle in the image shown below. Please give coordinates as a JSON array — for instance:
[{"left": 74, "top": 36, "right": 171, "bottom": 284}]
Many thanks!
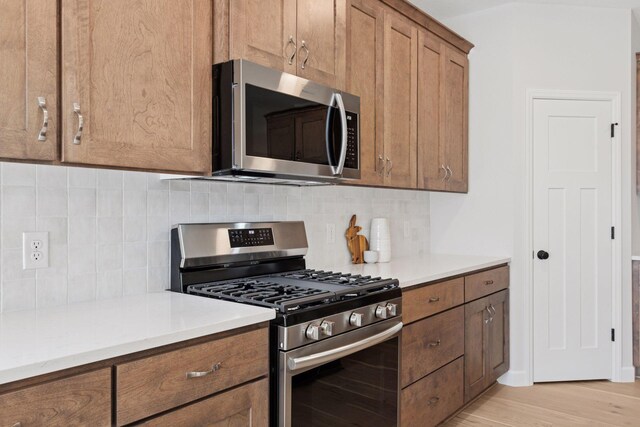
[
  {"left": 326, "top": 93, "right": 348, "bottom": 177},
  {"left": 287, "top": 321, "right": 402, "bottom": 372}
]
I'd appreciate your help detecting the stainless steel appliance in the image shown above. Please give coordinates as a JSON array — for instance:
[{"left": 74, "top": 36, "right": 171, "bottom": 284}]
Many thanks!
[
  {"left": 171, "top": 222, "right": 401, "bottom": 426},
  {"left": 212, "top": 60, "right": 360, "bottom": 185}
]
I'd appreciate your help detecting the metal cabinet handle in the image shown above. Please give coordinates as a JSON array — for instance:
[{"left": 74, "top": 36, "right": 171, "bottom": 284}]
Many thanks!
[
  {"left": 485, "top": 306, "right": 491, "bottom": 324},
  {"left": 378, "top": 155, "right": 385, "bottom": 176},
  {"left": 37, "top": 97, "right": 48, "bottom": 141},
  {"left": 446, "top": 166, "right": 453, "bottom": 181},
  {"left": 428, "top": 339, "right": 441, "bottom": 348},
  {"left": 489, "top": 304, "right": 496, "bottom": 317},
  {"left": 428, "top": 296, "right": 440, "bottom": 303},
  {"left": 300, "top": 40, "right": 310, "bottom": 69},
  {"left": 427, "top": 397, "right": 440, "bottom": 406},
  {"left": 73, "top": 103, "right": 83, "bottom": 145},
  {"left": 12, "top": 422, "right": 22, "bottom": 427},
  {"left": 386, "top": 158, "right": 393, "bottom": 177},
  {"left": 186, "top": 362, "right": 222, "bottom": 379},
  {"left": 484, "top": 280, "right": 494, "bottom": 286},
  {"left": 286, "top": 36, "right": 297, "bottom": 65},
  {"left": 440, "top": 164, "right": 447, "bottom": 181}
]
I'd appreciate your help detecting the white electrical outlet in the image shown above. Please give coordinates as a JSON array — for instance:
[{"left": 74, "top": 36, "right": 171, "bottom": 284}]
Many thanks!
[
  {"left": 326, "top": 223, "right": 336, "bottom": 244},
  {"left": 23, "top": 232, "right": 49, "bottom": 269},
  {"left": 404, "top": 221, "right": 411, "bottom": 239}
]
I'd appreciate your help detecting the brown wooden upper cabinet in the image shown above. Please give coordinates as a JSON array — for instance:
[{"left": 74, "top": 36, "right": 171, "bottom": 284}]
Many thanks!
[
  {"left": 61, "top": 0, "right": 212, "bottom": 174},
  {"left": 417, "top": 32, "right": 469, "bottom": 192},
  {"left": 0, "top": 1, "right": 58, "bottom": 161},
  {"left": 217, "top": 0, "right": 346, "bottom": 89}
]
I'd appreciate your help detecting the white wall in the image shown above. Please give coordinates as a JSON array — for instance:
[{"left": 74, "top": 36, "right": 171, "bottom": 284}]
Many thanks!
[
  {"left": 0, "top": 163, "right": 429, "bottom": 313},
  {"left": 434, "top": 2, "right": 636, "bottom": 384}
]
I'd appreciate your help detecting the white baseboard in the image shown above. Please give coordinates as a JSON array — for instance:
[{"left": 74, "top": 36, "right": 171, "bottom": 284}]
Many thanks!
[
  {"left": 497, "top": 370, "right": 532, "bottom": 387},
  {"left": 614, "top": 366, "right": 637, "bottom": 383}
]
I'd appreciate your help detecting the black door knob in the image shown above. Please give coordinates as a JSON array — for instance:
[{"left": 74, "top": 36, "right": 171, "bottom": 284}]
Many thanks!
[{"left": 537, "top": 250, "right": 549, "bottom": 260}]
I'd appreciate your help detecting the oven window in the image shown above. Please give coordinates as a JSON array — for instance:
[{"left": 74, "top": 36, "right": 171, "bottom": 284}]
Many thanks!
[
  {"left": 245, "top": 84, "right": 343, "bottom": 165},
  {"left": 290, "top": 337, "right": 398, "bottom": 426}
]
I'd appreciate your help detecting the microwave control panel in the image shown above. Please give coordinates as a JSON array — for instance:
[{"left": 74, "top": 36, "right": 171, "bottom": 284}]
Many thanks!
[
  {"left": 345, "top": 112, "right": 359, "bottom": 170},
  {"left": 228, "top": 228, "right": 274, "bottom": 248}
]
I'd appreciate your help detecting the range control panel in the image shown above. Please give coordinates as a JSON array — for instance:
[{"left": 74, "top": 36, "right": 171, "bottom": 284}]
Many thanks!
[{"left": 228, "top": 228, "right": 275, "bottom": 248}]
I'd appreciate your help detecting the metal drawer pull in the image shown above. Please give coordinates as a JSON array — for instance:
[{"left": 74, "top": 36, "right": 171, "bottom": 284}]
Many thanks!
[
  {"left": 427, "top": 397, "right": 440, "bottom": 406},
  {"left": 446, "top": 166, "right": 453, "bottom": 181},
  {"left": 428, "top": 296, "right": 440, "bottom": 303},
  {"left": 484, "top": 280, "right": 494, "bottom": 286},
  {"left": 186, "top": 362, "right": 222, "bottom": 379},
  {"left": 378, "top": 155, "right": 385, "bottom": 176},
  {"left": 37, "top": 97, "right": 48, "bottom": 141},
  {"left": 485, "top": 306, "right": 491, "bottom": 324},
  {"left": 386, "top": 158, "right": 393, "bottom": 177},
  {"left": 73, "top": 103, "right": 83, "bottom": 145},
  {"left": 440, "top": 165, "right": 447, "bottom": 181},
  {"left": 300, "top": 41, "right": 310, "bottom": 69},
  {"left": 286, "top": 36, "right": 296, "bottom": 65},
  {"left": 489, "top": 304, "right": 496, "bottom": 317},
  {"left": 12, "top": 422, "right": 22, "bottom": 427},
  {"left": 428, "top": 339, "right": 441, "bottom": 348}
]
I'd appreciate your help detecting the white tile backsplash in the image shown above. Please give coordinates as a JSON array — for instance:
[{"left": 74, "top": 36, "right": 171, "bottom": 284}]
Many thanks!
[{"left": 0, "top": 163, "right": 430, "bottom": 313}]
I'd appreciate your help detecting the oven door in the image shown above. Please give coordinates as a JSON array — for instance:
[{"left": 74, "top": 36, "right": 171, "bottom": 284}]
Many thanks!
[
  {"left": 233, "top": 60, "right": 360, "bottom": 180},
  {"left": 278, "top": 319, "right": 401, "bottom": 427}
]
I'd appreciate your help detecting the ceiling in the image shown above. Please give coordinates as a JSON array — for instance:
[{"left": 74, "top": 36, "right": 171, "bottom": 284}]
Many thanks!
[{"left": 411, "top": 0, "right": 640, "bottom": 20}]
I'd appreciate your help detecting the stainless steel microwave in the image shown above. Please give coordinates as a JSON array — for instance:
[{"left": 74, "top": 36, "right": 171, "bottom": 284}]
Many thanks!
[{"left": 213, "top": 60, "right": 360, "bottom": 185}]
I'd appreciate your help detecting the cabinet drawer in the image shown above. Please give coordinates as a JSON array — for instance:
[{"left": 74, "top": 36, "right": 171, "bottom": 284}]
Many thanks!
[
  {"left": 0, "top": 369, "right": 111, "bottom": 427},
  {"left": 401, "top": 306, "right": 464, "bottom": 387},
  {"left": 465, "top": 266, "right": 509, "bottom": 302},
  {"left": 139, "top": 378, "right": 268, "bottom": 426},
  {"left": 403, "top": 278, "right": 464, "bottom": 324},
  {"left": 116, "top": 327, "right": 268, "bottom": 426},
  {"left": 401, "top": 357, "right": 464, "bottom": 427}
]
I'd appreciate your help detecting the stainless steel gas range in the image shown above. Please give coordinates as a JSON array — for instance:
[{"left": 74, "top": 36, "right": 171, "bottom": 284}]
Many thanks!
[{"left": 171, "top": 221, "right": 402, "bottom": 427}]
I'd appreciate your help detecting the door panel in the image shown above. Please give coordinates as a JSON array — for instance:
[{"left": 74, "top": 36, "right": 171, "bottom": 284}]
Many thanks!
[
  {"left": 383, "top": 12, "right": 417, "bottom": 189},
  {"left": 0, "top": 0, "right": 57, "bottom": 160},
  {"left": 417, "top": 32, "right": 445, "bottom": 190},
  {"left": 443, "top": 46, "right": 468, "bottom": 192},
  {"left": 489, "top": 290, "right": 509, "bottom": 382},
  {"left": 229, "top": 0, "right": 296, "bottom": 74},
  {"left": 62, "top": 0, "right": 212, "bottom": 173},
  {"left": 346, "top": 0, "right": 384, "bottom": 186},
  {"left": 533, "top": 97, "right": 613, "bottom": 382},
  {"left": 296, "top": 0, "right": 346, "bottom": 89},
  {"left": 464, "top": 296, "right": 489, "bottom": 402}
]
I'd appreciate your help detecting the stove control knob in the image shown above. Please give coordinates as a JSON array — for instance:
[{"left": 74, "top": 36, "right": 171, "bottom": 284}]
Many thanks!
[
  {"left": 349, "top": 312, "right": 364, "bottom": 327},
  {"left": 387, "top": 303, "right": 398, "bottom": 316},
  {"left": 306, "top": 324, "right": 320, "bottom": 340},
  {"left": 375, "top": 305, "right": 389, "bottom": 319},
  {"left": 320, "top": 320, "right": 335, "bottom": 337}
]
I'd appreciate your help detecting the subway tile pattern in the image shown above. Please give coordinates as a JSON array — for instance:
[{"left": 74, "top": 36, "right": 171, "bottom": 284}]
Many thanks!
[{"left": 0, "top": 163, "right": 430, "bottom": 313}]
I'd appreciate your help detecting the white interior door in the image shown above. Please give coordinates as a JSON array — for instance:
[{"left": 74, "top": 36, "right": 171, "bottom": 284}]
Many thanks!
[{"left": 532, "top": 97, "right": 613, "bottom": 382}]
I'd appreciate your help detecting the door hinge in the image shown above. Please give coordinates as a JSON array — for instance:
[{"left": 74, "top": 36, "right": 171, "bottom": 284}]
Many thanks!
[
  {"left": 611, "top": 226, "right": 615, "bottom": 240},
  {"left": 611, "top": 123, "right": 619, "bottom": 138},
  {"left": 611, "top": 328, "right": 615, "bottom": 342}
]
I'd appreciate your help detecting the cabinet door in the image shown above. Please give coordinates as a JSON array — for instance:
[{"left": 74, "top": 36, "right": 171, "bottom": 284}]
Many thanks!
[
  {"left": 228, "top": 0, "right": 297, "bottom": 74},
  {"left": 443, "top": 45, "right": 469, "bottom": 193},
  {"left": 296, "top": 0, "right": 346, "bottom": 89},
  {"left": 61, "top": 0, "right": 212, "bottom": 174},
  {"left": 488, "top": 290, "right": 510, "bottom": 383},
  {"left": 138, "top": 378, "right": 268, "bottom": 426},
  {"left": 346, "top": 0, "right": 384, "bottom": 186},
  {"left": 464, "top": 296, "right": 490, "bottom": 403},
  {"left": 0, "top": 0, "right": 57, "bottom": 161},
  {"left": 417, "top": 32, "right": 446, "bottom": 190},
  {"left": 383, "top": 12, "right": 417, "bottom": 189}
]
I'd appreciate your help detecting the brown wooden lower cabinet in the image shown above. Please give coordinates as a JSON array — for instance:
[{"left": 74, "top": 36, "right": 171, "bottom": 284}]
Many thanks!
[
  {"left": 138, "top": 378, "right": 268, "bottom": 426},
  {"left": 0, "top": 368, "right": 111, "bottom": 427},
  {"left": 401, "top": 358, "right": 464, "bottom": 427},
  {"left": 464, "top": 289, "right": 510, "bottom": 403}
]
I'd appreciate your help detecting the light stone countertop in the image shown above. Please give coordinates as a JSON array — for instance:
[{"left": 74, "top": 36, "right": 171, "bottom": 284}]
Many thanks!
[
  {"left": 330, "top": 253, "right": 511, "bottom": 289},
  {"left": 0, "top": 292, "right": 275, "bottom": 385}
]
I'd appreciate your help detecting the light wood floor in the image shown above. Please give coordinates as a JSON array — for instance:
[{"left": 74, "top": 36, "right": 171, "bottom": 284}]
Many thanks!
[{"left": 443, "top": 381, "right": 640, "bottom": 426}]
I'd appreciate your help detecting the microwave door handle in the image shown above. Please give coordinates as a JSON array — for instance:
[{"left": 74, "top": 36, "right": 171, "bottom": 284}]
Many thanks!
[
  {"left": 287, "top": 321, "right": 402, "bottom": 372},
  {"left": 334, "top": 93, "right": 348, "bottom": 176},
  {"left": 325, "top": 93, "right": 337, "bottom": 174}
]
